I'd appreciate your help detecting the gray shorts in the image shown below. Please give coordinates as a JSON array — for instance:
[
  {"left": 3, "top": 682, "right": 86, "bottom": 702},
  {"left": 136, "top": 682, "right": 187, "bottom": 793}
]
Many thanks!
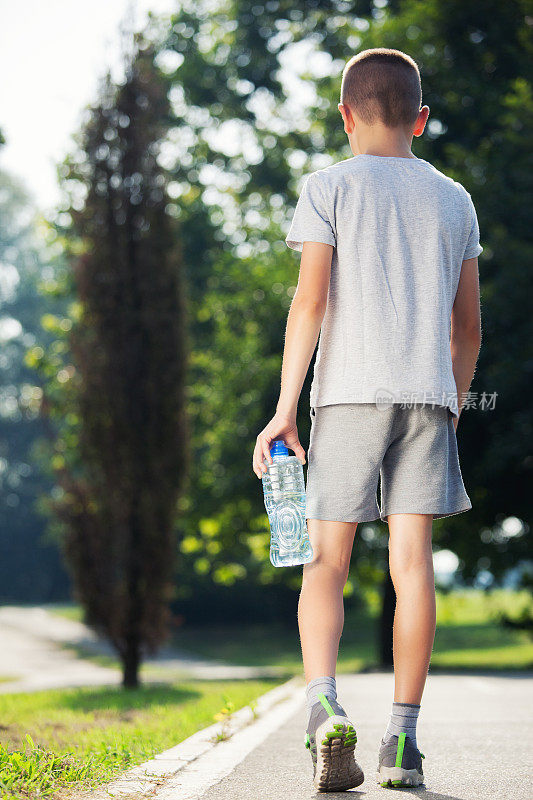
[{"left": 306, "top": 403, "right": 471, "bottom": 523}]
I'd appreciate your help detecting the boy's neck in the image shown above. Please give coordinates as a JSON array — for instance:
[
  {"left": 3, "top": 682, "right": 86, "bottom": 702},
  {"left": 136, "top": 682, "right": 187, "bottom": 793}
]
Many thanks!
[
  {"left": 358, "top": 146, "right": 417, "bottom": 159},
  {"left": 351, "top": 123, "right": 417, "bottom": 159}
]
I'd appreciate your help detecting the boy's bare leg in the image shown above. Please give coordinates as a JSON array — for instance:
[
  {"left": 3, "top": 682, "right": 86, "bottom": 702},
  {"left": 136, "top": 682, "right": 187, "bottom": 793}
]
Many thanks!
[
  {"left": 298, "top": 518, "right": 357, "bottom": 682},
  {"left": 388, "top": 513, "right": 436, "bottom": 704}
]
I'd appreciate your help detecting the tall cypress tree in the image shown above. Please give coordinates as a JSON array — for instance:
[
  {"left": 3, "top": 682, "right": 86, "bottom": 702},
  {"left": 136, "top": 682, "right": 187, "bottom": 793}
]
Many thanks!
[{"left": 52, "top": 35, "right": 188, "bottom": 687}]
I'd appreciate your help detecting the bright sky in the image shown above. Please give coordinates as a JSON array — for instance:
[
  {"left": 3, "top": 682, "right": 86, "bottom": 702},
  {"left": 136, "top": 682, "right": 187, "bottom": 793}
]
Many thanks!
[{"left": 0, "top": 0, "right": 176, "bottom": 217}]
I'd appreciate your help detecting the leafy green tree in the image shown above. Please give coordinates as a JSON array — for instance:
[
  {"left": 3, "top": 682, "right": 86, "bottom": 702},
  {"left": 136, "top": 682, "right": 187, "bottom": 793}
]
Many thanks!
[
  {"left": 156, "top": 1, "right": 531, "bottom": 634},
  {"left": 0, "top": 152, "right": 70, "bottom": 602},
  {"left": 153, "top": 2, "right": 318, "bottom": 619}
]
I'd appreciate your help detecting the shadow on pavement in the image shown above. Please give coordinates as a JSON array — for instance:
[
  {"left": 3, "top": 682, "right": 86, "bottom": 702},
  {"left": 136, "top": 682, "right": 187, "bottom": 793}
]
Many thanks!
[{"left": 311, "top": 789, "right": 467, "bottom": 799}]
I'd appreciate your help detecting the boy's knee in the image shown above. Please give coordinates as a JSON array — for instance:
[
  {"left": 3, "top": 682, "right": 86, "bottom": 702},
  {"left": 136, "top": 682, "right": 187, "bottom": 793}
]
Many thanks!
[
  {"left": 389, "top": 549, "right": 433, "bottom": 582},
  {"left": 303, "top": 555, "right": 350, "bottom": 586}
]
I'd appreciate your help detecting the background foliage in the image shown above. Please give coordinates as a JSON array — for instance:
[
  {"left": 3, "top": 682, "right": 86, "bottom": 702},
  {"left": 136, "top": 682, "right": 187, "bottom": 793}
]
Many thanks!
[{"left": 0, "top": 1, "right": 531, "bottom": 625}]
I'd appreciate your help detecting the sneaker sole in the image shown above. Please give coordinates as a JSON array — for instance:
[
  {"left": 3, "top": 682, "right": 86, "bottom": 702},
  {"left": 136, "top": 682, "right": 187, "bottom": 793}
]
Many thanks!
[
  {"left": 313, "top": 715, "right": 364, "bottom": 792},
  {"left": 376, "top": 766, "right": 424, "bottom": 788}
]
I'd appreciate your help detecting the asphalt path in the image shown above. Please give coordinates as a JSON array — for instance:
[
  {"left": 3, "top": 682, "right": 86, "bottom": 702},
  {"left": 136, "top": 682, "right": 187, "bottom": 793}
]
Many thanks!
[{"left": 195, "top": 670, "right": 532, "bottom": 800}]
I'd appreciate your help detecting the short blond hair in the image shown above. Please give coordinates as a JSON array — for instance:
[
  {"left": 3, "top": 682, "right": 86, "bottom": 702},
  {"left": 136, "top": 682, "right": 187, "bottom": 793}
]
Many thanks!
[{"left": 340, "top": 48, "right": 422, "bottom": 127}]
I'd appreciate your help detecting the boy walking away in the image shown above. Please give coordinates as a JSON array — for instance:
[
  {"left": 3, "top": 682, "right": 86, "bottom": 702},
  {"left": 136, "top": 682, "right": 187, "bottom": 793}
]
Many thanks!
[{"left": 252, "top": 48, "right": 482, "bottom": 791}]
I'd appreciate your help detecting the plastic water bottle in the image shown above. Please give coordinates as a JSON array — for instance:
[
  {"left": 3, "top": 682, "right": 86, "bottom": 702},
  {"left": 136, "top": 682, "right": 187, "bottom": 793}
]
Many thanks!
[{"left": 262, "top": 439, "right": 314, "bottom": 567}]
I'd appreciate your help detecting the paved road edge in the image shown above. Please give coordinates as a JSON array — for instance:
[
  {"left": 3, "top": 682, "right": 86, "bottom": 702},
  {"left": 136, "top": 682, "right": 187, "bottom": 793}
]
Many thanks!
[{"left": 87, "top": 674, "right": 304, "bottom": 800}]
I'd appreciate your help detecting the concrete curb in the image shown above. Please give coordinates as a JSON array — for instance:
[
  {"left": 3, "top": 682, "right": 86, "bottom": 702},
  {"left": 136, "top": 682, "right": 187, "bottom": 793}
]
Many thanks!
[{"left": 88, "top": 675, "right": 304, "bottom": 799}]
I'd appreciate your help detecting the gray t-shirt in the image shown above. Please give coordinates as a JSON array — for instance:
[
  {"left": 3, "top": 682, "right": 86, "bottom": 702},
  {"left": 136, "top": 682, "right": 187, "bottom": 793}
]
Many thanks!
[{"left": 285, "top": 155, "right": 483, "bottom": 416}]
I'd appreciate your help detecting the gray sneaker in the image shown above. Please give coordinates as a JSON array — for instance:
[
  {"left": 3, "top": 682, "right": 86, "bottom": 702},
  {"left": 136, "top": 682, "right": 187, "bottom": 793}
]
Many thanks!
[
  {"left": 376, "top": 732, "right": 425, "bottom": 788},
  {"left": 304, "top": 693, "right": 364, "bottom": 792}
]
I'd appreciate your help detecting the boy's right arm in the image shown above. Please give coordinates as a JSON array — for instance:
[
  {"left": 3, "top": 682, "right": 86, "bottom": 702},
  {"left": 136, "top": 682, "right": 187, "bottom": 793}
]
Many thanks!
[{"left": 450, "top": 256, "right": 482, "bottom": 429}]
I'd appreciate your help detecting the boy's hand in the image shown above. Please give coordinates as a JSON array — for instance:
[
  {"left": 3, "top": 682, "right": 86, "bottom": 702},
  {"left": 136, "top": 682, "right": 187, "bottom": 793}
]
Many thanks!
[{"left": 252, "top": 412, "right": 306, "bottom": 478}]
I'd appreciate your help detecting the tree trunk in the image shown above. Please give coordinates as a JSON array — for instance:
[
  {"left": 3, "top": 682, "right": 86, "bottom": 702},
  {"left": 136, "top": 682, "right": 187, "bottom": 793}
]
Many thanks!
[
  {"left": 122, "top": 636, "right": 141, "bottom": 688},
  {"left": 379, "top": 568, "right": 396, "bottom": 667}
]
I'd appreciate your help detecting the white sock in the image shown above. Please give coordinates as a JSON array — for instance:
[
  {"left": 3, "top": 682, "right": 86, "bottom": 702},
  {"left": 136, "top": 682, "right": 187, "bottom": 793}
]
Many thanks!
[
  {"left": 305, "top": 675, "right": 337, "bottom": 725},
  {"left": 383, "top": 701, "right": 420, "bottom": 747}
]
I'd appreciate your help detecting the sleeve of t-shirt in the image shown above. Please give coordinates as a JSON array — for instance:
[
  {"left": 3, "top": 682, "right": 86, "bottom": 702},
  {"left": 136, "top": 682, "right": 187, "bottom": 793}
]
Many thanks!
[
  {"left": 463, "top": 193, "right": 483, "bottom": 260},
  {"left": 285, "top": 172, "right": 336, "bottom": 252}
]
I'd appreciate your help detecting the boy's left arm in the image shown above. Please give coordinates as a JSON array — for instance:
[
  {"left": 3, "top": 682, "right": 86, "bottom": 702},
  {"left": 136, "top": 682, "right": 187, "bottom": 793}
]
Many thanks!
[
  {"left": 450, "top": 256, "right": 482, "bottom": 430},
  {"left": 252, "top": 241, "right": 333, "bottom": 478}
]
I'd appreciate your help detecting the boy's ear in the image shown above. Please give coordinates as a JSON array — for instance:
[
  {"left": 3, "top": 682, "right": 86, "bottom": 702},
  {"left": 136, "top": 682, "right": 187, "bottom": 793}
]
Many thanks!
[
  {"left": 338, "top": 102, "right": 355, "bottom": 134},
  {"left": 413, "top": 105, "right": 430, "bottom": 137}
]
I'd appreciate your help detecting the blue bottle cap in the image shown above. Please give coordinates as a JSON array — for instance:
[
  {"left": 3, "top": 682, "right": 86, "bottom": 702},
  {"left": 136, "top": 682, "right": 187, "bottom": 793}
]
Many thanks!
[{"left": 270, "top": 439, "right": 289, "bottom": 457}]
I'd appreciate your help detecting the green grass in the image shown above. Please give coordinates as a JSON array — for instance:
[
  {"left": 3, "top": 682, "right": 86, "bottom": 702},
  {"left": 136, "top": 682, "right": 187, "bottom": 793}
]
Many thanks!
[
  {"left": 435, "top": 588, "right": 533, "bottom": 625},
  {"left": 431, "top": 588, "right": 533, "bottom": 669},
  {"left": 172, "top": 613, "right": 377, "bottom": 675},
  {"left": 0, "top": 679, "right": 280, "bottom": 799},
  {"left": 171, "top": 589, "right": 533, "bottom": 673},
  {"left": 49, "top": 589, "right": 533, "bottom": 673},
  {"left": 46, "top": 603, "right": 84, "bottom": 623}
]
